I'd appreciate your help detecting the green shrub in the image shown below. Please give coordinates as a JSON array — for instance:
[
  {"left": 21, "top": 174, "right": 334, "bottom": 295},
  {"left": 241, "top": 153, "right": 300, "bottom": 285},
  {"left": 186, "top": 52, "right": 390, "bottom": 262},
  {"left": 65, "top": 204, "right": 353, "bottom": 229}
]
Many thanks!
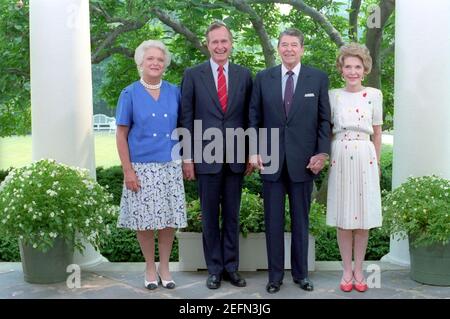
[
  {"left": 315, "top": 226, "right": 390, "bottom": 261},
  {"left": 99, "top": 208, "right": 178, "bottom": 262},
  {"left": 380, "top": 145, "right": 393, "bottom": 192},
  {"left": 0, "top": 233, "right": 20, "bottom": 261},
  {"left": 382, "top": 175, "right": 450, "bottom": 247},
  {"left": 239, "top": 189, "right": 265, "bottom": 237},
  {"left": 183, "top": 180, "right": 199, "bottom": 202},
  {"left": 183, "top": 198, "right": 202, "bottom": 233},
  {"left": 0, "top": 169, "right": 11, "bottom": 184},
  {"left": 0, "top": 159, "right": 115, "bottom": 253},
  {"left": 243, "top": 173, "right": 263, "bottom": 196},
  {"left": 96, "top": 166, "right": 124, "bottom": 206},
  {"left": 183, "top": 190, "right": 328, "bottom": 238}
]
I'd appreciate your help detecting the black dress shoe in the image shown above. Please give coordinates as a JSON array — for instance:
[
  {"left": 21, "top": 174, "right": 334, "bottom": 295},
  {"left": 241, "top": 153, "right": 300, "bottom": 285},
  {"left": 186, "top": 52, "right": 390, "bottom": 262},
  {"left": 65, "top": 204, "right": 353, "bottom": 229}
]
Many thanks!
[
  {"left": 265, "top": 281, "right": 282, "bottom": 294},
  {"left": 223, "top": 271, "right": 246, "bottom": 287},
  {"left": 206, "top": 274, "right": 221, "bottom": 289},
  {"left": 294, "top": 277, "right": 314, "bottom": 291}
]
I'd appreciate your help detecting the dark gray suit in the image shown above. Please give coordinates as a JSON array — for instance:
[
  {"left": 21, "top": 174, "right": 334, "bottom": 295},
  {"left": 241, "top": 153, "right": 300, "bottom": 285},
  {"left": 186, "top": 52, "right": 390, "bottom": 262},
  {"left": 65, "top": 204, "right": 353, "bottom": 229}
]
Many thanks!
[
  {"left": 180, "top": 61, "right": 252, "bottom": 275},
  {"left": 249, "top": 64, "right": 331, "bottom": 282}
]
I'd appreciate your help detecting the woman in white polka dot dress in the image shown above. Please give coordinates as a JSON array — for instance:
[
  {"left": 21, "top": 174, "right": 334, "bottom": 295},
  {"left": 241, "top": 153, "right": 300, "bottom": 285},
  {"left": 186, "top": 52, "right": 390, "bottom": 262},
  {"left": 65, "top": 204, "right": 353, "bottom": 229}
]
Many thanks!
[{"left": 327, "top": 43, "right": 383, "bottom": 293}]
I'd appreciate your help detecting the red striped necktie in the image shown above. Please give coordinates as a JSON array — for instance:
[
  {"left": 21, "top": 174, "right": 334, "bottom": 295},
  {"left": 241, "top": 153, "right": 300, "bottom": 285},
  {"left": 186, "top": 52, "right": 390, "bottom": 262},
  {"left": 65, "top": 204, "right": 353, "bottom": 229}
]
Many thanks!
[{"left": 217, "top": 65, "right": 228, "bottom": 113}]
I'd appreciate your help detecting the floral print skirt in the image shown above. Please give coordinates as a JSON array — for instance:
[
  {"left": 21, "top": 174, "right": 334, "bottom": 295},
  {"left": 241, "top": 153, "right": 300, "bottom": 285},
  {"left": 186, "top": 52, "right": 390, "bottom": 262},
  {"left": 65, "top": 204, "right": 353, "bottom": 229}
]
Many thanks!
[{"left": 117, "top": 161, "right": 187, "bottom": 230}]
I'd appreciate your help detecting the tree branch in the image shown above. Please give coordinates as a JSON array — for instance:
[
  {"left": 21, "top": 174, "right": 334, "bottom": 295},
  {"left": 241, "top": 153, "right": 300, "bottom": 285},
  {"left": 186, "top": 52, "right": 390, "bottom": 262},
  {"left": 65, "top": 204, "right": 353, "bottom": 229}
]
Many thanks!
[
  {"left": 150, "top": 8, "right": 209, "bottom": 57},
  {"left": 91, "top": 20, "right": 147, "bottom": 64},
  {"left": 248, "top": 0, "right": 345, "bottom": 47},
  {"left": 365, "top": 0, "right": 395, "bottom": 88},
  {"left": 349, "top": 0, "right": 362, "bottom": 41},
  {"left": 5, "top": 68, "right": 29, "bottom": 77},
  {"left": 224, "top": 0, "right": 276, "bottom": 67},
  {"left": 91, "top": 47, "right": 134, "bottom": 64}
]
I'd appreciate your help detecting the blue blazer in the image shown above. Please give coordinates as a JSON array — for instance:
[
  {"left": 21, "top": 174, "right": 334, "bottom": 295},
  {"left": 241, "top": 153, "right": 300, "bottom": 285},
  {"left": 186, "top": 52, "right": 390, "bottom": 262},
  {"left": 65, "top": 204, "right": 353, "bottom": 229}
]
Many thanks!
[
  {"left": 180, "top": 61, "right": 253, "bottom": 174},
  {"left": 249, "top": 64, "right": 331, "bottom": 182}
]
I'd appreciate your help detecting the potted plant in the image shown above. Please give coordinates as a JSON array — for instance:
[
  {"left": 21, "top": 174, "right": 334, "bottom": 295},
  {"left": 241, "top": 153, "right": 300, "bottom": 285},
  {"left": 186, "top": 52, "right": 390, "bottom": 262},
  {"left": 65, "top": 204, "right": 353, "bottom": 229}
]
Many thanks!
[
  {"left": 382, "top": 175, "right": 450, "bottom": 285},
  {"left": 0, "top": 159, "right": 116, "bottom": 284},
  {"left": 177, "top": 188, "right": 327, "bottom": 271}
]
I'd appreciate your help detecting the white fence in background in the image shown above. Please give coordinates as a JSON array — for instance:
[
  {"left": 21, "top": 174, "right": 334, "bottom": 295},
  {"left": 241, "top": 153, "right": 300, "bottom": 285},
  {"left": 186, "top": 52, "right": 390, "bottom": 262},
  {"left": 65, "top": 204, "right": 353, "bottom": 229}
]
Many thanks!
[{"left": 93, "top": 114, "right": 116, "bottom": 132}]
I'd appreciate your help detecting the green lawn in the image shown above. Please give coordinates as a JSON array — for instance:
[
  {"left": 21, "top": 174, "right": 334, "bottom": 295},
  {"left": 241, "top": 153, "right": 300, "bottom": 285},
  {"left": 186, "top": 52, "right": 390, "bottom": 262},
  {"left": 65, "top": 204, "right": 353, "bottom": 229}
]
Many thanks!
[
  {"left": 0, "top": 133, "right": 394, "bottom": 170},
  {"left": 0, "top": 133, "right": 120, "bottom": 170}
]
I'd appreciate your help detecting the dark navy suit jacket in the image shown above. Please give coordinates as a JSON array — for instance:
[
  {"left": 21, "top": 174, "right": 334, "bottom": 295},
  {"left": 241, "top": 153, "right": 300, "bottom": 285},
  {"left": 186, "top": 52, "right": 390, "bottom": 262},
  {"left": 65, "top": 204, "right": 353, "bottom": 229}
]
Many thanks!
[
  {"left": 248, "top": 64, "right": 331, "bottom": 182},
  {"left": 180, "top": 61, "right": 253, "bottom": 174}
]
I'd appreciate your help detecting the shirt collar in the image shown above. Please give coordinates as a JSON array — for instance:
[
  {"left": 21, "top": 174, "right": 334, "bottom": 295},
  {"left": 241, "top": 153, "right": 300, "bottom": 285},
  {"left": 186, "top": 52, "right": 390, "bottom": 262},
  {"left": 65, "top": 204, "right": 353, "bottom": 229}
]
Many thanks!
[
  {"left": 210, "top": 58, "right": 229, "bottom": 73},
  {"left": 281, "top": 63, "right": 301, "bottom": 77}
]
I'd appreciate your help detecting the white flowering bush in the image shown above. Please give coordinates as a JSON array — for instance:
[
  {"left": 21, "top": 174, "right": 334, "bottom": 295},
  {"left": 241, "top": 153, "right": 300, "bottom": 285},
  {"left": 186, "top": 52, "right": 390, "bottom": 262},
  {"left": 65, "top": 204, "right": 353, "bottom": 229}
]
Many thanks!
[
  {"left": 382, "top": 175, "right": 450, "bottom": 247},
  {"left": 0, "top": 159, "right": 117, "bottom": 253}
]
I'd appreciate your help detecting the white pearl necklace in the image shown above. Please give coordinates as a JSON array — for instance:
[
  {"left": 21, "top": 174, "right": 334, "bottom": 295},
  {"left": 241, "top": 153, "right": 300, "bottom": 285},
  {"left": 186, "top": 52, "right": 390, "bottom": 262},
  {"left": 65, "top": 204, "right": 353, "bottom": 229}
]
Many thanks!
[{"left": 140, "top": 78, "right": 162, "bottom": 90}]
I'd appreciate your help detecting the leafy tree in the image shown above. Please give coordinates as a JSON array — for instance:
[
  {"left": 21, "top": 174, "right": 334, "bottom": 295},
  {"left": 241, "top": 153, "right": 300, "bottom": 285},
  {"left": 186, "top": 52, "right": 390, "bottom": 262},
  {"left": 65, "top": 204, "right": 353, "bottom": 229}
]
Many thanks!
[
  {"left": 0, "top": 0, "right": 395, "bottom": 136},
  {"left": 0, "top": 2, "right": 30, "bottom": 136}
]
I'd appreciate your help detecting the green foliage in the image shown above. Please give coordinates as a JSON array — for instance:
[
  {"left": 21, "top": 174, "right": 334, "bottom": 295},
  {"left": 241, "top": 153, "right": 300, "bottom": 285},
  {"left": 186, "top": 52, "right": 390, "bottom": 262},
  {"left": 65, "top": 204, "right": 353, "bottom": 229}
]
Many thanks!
[
  {"left": 380, "top": 144, "right": 393, "bottom": 192},
  {"left": 183, "top": 188, "right": 328, "bottom": 238},
  {"left": 0, "top": 169, "right": 12, "bottom": 184},
  {"left": 183, "top": 198, "right": 202, "bottom": 233},
  {"left": 0, "top": 159, "right": 116, "bottom": 253},
  {"left": 239, "top": 189, "right": 265, "bottom": 237},
  {"left": 382, "top": 175, "right": 450, "bottom": 247},
  {"left": 1, "top": 1, "right": 395, "bottom": 136},
  {"left": 183, "top": 180, "right": 199, "bottom": 203},
  {"left": 0, "top": 2, "right": 30, "bottom": 136},
  {"left": 315, "top": 226, "right": 389, "bottom": 261},
  {"left": 243, "top": 173, "right": 263, "bottom": 196},
  {"left": 96, "top": 166, "right": 124, "bottom": 206},
  {"left": 95, "top": 205, "right": 179, "bottom": 262},
  {"left": 0, "top": 233, "right": 20, "bottom": 262}
]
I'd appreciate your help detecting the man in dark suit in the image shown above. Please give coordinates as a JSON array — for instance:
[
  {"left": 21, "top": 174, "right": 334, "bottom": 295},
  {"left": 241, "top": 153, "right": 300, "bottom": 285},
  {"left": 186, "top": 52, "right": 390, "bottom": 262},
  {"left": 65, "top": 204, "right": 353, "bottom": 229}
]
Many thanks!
[
  {"left": 249, "top": 28, "right": 331, "bottom": 294},
  {"left": 180, "top": 21, "right": 253, "bottom": 289}
]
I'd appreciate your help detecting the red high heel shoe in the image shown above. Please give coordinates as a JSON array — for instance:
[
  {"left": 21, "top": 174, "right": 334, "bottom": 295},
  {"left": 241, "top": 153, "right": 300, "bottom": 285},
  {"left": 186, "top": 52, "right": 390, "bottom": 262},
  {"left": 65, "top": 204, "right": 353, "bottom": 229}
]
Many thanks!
[
  {"left": 353, "top": 274, "right": 368, "bottom": 292},
  {"left": 340, "top": 276, "right": 353, "bottom": 292}
]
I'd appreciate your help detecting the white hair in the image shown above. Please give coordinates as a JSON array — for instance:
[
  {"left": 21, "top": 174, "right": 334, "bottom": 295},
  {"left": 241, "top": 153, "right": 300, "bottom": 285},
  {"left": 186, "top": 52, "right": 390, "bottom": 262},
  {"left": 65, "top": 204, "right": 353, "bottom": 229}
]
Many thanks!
[{"left": 134, "top": 40, "right": 171, "bottom": 75}]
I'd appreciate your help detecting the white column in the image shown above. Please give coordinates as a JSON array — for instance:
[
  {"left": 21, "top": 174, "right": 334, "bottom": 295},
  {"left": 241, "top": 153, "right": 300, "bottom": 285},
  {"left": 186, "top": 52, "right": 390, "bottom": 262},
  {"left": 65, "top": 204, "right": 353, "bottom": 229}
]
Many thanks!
[
  {"left": 30, "top": 0, "right": 107, "bottom": 268},
  {"left": 382, "top": 0, "right": 450, "bottom": 266}
]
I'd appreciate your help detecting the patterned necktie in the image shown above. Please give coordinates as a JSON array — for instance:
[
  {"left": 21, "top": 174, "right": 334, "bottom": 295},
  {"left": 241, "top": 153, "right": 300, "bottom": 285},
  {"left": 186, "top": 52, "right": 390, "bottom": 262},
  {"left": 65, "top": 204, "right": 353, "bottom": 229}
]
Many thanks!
[
  {"left": 284, "top": 70, "right": 294, "bottom": 116},
  {"left": 217, "top": 65, "right": 228, "bottom": 113}
]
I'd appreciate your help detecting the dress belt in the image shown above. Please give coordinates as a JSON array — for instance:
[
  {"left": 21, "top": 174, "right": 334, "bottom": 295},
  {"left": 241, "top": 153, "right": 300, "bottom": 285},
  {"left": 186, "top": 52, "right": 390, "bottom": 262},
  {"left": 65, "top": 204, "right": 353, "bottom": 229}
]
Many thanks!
[{"left": 333, "top": 131, "right": 370, "bottom": 141}]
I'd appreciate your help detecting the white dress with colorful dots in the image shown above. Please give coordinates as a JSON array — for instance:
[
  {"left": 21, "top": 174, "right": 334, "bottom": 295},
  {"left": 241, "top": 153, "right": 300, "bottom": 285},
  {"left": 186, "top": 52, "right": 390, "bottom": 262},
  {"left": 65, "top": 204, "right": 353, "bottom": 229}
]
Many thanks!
[{"left": 326, "top": 87, "right": 383, "bottom": 229}]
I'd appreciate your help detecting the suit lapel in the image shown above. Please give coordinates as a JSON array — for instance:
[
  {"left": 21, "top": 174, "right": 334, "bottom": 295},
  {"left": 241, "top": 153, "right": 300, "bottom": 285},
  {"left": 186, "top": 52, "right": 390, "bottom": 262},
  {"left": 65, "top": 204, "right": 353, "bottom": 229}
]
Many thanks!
[
  {"left": 200, "top": 62, "right": 224, "bottom": 114},
  {"left": 225, "top": 63, "right": 239, "bottom": 117},
  {"left": 287, "top": 66, "right": 310, "bottom": 123},
  {"left": 270, "top": 65, "right": 286, "bottom": 123}
]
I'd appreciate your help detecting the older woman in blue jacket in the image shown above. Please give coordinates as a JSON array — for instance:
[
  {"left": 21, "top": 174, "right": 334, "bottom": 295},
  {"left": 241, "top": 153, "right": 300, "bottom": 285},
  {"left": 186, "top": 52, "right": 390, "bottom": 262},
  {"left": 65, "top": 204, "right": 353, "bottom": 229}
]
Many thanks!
[{"left": 116, "top": 40, "right": 187, "bottom": 290}]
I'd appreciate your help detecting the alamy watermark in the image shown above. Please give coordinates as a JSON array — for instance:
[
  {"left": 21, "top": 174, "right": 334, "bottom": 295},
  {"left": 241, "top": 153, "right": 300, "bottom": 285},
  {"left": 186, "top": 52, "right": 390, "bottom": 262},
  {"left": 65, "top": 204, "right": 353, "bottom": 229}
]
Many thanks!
[
  {"left": 66, "top": 264, "right": 81, "bottom": 289},
  {"left": 172, "top": 120, "right": 281, "bottom": 174}
]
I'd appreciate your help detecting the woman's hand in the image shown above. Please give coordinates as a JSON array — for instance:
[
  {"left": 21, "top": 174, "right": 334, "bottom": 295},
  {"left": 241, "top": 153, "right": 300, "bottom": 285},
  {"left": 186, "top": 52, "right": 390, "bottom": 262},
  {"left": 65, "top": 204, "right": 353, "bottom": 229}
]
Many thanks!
[
  {"left": 182, "top": 160, "right": 196, "bottom": 180},
  {"left": 124, "top": 169, "right": 141, "bottom": 192}
]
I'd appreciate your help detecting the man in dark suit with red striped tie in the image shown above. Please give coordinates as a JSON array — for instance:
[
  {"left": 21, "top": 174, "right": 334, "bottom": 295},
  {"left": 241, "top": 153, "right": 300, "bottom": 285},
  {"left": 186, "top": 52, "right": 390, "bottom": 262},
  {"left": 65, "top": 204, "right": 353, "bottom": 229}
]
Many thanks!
[{"left": 180, "top": 21, "right": 253, "bottom": 289}]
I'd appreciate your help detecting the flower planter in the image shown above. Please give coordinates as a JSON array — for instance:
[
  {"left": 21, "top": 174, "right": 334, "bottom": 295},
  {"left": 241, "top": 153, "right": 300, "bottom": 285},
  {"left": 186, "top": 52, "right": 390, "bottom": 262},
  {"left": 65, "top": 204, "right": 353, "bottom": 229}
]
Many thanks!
[
  {"left": 409, "top": 241, "right": 450, "bottom": 286},
  {"left": 19, "top": 237, "right": 74, "bottom": 284},
  {"left": 176, "top": 232, "right": 315, "bottom": 271}
]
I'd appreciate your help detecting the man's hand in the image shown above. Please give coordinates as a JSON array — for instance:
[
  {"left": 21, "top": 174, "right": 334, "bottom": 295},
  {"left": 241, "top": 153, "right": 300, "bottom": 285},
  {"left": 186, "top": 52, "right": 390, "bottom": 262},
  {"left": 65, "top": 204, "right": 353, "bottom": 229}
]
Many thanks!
[
  {"left": 249, "top": 154, "right": 264, "bottom": 171},
  {"left": 306, "top": 153, "right": 328, "bottom": 175},
  {"left": 182, "top": 161, "right": 196, "bottom": 180},
  {"left": 124, "top": 169, "right": 141, "bottom": 192}
]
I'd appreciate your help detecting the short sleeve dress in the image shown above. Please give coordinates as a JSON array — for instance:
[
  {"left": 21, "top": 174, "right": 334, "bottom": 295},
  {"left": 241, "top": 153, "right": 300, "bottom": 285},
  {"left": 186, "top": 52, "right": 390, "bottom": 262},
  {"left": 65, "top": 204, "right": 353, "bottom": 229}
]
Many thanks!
[{"left": 326, "top": 87, "right": 383, "bottom": 230}]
